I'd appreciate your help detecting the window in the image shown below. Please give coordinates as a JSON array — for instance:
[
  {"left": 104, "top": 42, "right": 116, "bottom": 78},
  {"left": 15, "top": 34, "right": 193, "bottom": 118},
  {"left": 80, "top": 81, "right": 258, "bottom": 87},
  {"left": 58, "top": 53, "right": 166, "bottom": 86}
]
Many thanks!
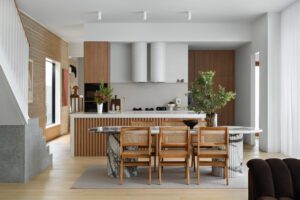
[{"left": 45, "top": 58, "right": 61, "bottom": 126}]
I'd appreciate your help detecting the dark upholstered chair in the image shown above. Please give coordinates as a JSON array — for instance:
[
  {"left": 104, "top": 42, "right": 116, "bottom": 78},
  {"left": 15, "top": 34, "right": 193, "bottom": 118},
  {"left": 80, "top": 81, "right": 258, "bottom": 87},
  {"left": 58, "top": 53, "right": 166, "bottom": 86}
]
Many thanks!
[{"left": 247, "top": 158, "right": 300, "bottom": 200}]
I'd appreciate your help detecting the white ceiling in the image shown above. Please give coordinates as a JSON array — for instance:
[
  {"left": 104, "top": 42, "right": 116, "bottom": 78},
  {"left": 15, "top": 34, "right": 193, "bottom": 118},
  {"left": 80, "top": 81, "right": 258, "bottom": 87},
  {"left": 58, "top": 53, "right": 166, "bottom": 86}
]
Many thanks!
[{"left": 16, "top": 0, "right": 296, "bottom": 43}]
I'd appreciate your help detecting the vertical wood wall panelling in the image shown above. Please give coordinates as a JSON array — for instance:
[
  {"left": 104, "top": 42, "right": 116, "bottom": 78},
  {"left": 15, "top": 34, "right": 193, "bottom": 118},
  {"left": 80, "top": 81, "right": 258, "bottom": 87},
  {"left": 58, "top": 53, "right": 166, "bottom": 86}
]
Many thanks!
[
  {"left": 189, "top": 50, "right": 235, "bottom": 125},
  {"left": 20, "top": 12, "right": 70, "bottom": 140},
  {"left": 74, "top": 117, "right": 189, "bottom": 156}
]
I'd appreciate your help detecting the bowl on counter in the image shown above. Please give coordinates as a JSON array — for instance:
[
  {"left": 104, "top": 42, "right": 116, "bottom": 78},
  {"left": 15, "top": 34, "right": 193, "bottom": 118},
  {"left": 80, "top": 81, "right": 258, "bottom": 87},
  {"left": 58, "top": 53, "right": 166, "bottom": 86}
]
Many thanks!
[{"left": 183, "top": 119, "right": 199, "bottom": 129}]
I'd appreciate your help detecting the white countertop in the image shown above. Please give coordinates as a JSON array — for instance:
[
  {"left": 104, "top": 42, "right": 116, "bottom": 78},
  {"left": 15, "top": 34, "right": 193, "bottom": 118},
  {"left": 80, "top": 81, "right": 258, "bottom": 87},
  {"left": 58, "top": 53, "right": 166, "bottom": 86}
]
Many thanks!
[
  {"left": 71, "top": 111, "right": 206, "bottom": 119},
  {"left": 89, "top": 126, "right": 262, "bottom": 135}
]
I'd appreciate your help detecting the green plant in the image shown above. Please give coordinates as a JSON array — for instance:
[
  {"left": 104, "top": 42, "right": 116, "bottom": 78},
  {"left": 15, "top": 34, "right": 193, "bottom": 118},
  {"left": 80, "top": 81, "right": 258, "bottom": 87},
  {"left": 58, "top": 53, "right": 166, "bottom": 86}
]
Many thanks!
[
  {"left": 94, "top": 82, "right": 113, "bottom": 104},
  {"left": 189, "top": 71, "right": 236, "bottom": 114}
]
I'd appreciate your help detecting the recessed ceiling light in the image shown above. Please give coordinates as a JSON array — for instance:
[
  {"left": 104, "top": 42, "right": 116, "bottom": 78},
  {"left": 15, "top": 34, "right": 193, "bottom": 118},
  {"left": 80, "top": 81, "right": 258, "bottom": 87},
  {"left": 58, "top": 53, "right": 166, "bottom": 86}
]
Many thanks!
[
  {"left": 98, "top": 11, "right": 102, "bottom": 21},
  {"left": 187, "top": 11, "right": 192, "bottom": 21},
  {"left": 143, "top": 11, "right": 147, "bottom": 21}
]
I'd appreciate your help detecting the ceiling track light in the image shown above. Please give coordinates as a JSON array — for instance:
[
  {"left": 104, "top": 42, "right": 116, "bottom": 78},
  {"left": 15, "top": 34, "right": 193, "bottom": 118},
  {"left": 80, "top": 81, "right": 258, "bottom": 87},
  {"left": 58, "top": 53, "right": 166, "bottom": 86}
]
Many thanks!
[
  {"left": 143, "top": 11, "right": 147, "bottom": 21},
  {"left": 98, "top": 11, "right": 102, "bottom": 21},
  {"left": 187, "top": 11, "right": 192, "bottom": 21}
]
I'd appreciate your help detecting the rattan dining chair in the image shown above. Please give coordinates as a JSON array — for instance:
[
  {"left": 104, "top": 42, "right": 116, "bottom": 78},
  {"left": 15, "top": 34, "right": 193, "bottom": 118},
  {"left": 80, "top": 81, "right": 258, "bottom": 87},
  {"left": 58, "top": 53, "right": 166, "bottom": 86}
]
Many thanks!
[
  {"left": 191, "top": 119, "right": 207, "bottom": 171},
  {"left": 158, "top": 126, "right": 190, "bottom": 185},
  {"left": 120, "top": 127, "right": 152, "bottom": 185},
  {"left": 196, "top": 127, "right": 229, "bottom": 185},
  {"left": 130, "top": 120, "right": 157, "bottom": 172}
]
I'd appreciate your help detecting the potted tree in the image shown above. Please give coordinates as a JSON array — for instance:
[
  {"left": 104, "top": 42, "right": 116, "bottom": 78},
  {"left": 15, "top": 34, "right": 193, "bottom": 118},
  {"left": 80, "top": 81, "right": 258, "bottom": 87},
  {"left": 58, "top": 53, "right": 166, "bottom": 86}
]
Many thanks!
[
  {"left": 94, "top": 82, "right": 113, "bottom": 114},
  {"left": 189, "top": 71, "right": 236, "bottom": 127}
]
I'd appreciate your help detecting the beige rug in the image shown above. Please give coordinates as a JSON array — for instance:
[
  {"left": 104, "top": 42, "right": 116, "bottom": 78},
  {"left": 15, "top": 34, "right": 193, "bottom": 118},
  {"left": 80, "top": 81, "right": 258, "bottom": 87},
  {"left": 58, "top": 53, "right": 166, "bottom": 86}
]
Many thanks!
[{"left": 71, "top": 165, "right": 248, "bottom": 189}]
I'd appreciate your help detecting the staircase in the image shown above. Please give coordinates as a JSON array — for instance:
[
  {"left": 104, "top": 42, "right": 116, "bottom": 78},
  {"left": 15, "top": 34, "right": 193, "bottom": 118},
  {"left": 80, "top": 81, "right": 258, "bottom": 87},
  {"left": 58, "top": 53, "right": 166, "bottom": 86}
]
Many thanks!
[
  {"left": 0, "top": 0, "right": 52, "bottom": 183},
  {"left": 25, "top": 118, "right": 53, "bottom": 181}
]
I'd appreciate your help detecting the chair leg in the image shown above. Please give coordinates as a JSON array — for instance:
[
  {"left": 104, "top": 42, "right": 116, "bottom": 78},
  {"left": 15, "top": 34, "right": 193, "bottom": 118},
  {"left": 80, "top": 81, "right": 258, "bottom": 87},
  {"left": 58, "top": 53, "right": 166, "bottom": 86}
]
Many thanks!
[
  {"left": 120, "top": 159, "right": 124, "bottom": 185},
  {"left": 197, "top": 157, "right": 200, "bottom": 185},
  {"left": 158, "top": 159, "right": 162, "bottom": 185},
  {"left": 193, "top": 152, "right": 196, "bottom": 172},
  {"left": 154, "top": 154, "right": 156, "bottom": 172},
  {"left": 186, "top": 158, "right": 190, "bottom": 185},
  {"left": 149, "top": 158, "right": 152, "bottom": 185},
  {"left": 225, "top": 158, "right": 229, "bottom": 185}
]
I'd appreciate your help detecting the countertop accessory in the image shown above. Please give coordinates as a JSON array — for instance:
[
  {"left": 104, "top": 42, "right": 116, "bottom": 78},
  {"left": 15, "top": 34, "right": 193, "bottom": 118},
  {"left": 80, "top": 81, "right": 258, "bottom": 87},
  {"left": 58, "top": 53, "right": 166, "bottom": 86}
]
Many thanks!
[
  {"left": 183, "top": 119, "right": 198, "bottom": 129},
  {"left": 167, "top": 101, "right": 176, "bottom": 111}
]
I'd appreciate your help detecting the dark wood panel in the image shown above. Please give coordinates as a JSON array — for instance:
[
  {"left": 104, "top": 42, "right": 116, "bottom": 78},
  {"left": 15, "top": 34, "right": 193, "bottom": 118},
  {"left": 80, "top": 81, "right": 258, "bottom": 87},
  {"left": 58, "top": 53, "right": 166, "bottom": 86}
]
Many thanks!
[
  {"left": 84, "top": 42, "right": 110, "bottom": 83},
  {"left": 189, "top": 50, "right": 235, "bottom": 126}
]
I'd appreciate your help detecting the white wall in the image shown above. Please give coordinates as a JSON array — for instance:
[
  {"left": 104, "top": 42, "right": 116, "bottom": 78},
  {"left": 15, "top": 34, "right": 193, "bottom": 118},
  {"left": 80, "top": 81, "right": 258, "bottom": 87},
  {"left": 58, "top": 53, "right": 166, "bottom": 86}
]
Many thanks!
[
  {"left": 235, "top": 43, "right": 253, "bottom": 137},
  {"left": 251, "top": 14, "right": 269, "bottom": 151},
  {"left": 110, "top": 42, "right": 188, "bottom": 83},
  {"left": 76, "top": 58, "right": 85, "bottom": 96},
  {"left": 234, "top": 13, "right": 281, "bottom": 152},
  {"left": 267, "top": 13, "right": 281, "bottom": 153},
  {"left": 68, "top": 42, "right": 84, "bottom": 57},
  {"left": 111, "top": 83, "right": 188, "bottom": 111},
  {"left": 85, "top": 23, "right": 252, "bottom": 42},
  {"left": 110, "top": 43, "right": 132, "bottom": 82},
  {"left": 0, "top": 0, "right": 29, "bottom": 125},
  {"left": 165, "top": 43, "right": 188, "bottom": 83}
]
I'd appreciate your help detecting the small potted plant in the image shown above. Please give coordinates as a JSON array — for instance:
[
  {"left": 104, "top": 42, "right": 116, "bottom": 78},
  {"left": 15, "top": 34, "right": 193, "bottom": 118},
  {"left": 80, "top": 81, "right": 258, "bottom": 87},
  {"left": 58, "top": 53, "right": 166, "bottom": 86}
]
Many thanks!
[
  {"left": 94, "top": 82, "right": 113, "bottom": 114},
  {"left": 189, "top": 71, "right": 236, "bottom": 127}
]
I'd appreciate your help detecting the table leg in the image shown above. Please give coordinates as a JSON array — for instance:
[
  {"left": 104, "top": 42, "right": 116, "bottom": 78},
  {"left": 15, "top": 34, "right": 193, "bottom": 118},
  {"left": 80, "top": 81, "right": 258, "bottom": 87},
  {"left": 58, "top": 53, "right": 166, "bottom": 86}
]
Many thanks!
[
  {"left": 212, "top": 133, "right": 244, "bottom": 178},
  {"left": 106, "top": 134, "right": 138, "bottom": 178}
]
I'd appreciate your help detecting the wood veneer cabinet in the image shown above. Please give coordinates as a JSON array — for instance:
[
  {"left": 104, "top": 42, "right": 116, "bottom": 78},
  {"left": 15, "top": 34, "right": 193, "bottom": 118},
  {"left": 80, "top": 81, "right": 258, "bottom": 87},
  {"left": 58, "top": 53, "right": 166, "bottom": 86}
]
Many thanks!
[
  {"left": 188, "top": 50, "right": 235, "bottom": 126},
  {"left": 84, "top": 41, "right": 110, "bottom": 83}
]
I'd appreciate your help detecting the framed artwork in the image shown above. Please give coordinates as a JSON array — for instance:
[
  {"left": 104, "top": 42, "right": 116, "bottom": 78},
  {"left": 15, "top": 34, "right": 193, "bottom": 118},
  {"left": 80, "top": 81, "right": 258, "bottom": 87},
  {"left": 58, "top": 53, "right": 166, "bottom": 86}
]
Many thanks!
[{"left": 28, "top": 59, "right": 33, "bottom": 103}]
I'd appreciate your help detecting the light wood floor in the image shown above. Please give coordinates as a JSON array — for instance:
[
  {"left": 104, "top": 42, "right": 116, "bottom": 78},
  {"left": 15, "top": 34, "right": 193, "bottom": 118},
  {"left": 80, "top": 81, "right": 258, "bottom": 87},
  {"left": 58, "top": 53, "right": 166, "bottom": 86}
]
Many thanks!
[{"left": 0, "top": 135, "right": 285, "bottom": 200}]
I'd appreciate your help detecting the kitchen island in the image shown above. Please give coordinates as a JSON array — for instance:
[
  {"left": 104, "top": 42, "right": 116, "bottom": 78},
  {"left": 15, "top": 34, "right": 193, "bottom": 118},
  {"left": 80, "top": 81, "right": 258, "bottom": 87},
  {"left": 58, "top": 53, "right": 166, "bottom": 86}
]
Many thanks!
[{"left": 70, "top": 111, "right": 206, "bottom": 157}]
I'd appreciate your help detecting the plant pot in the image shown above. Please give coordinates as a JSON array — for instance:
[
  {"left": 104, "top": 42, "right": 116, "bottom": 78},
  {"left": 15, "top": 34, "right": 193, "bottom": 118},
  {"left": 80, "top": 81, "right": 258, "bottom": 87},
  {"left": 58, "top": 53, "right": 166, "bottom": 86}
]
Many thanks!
[
  {"left": 97, "top": 103, "right": 103, "bottom": 114},
  {"left": 206, "top": 113, "right": 218, "bottom": 127}
]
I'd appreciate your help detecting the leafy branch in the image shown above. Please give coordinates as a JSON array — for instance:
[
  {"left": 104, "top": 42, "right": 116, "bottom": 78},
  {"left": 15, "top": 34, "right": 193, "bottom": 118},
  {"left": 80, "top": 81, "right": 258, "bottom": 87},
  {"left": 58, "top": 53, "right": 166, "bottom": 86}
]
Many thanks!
[{"left": 189, "top": 71, "right": 236, "bottom": 114}]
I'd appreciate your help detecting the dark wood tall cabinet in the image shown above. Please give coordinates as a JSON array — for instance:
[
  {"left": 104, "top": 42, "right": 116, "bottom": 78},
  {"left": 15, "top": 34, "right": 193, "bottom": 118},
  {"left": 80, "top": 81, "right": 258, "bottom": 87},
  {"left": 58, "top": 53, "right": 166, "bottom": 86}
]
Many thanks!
[
  {"left": 83, "top": 41, "right": 110, "bottom": 112},
  {"left": 84, "top": 41, "right": 110, "bottom": 83},
  {"left": 188, "top": 50, "right": 235, "bottom": 126}
]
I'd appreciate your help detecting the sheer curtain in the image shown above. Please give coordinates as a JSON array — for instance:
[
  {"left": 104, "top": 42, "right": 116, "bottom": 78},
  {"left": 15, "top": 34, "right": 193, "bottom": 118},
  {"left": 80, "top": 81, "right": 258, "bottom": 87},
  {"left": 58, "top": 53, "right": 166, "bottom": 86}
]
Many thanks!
[{"left": 281, "top": 1, "right": 300, "bottom": 157}]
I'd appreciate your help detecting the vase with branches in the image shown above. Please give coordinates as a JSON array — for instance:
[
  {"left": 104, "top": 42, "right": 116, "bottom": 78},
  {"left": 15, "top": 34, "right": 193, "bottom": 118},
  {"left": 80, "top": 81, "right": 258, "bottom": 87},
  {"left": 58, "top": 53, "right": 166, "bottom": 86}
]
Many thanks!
[
  {"left": 94, "top": 82, "right": 113, "bottom": 114},
  {"left": 189, "top": 71, "right": 236, "bottom": 126}
]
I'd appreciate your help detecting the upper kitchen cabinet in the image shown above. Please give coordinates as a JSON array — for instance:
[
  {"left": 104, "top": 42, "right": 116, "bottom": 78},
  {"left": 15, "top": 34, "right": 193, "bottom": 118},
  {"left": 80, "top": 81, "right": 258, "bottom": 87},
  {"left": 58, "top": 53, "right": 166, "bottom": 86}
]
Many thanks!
[{"left": 84, "top": 42, "right": 110, "bottom": 83}]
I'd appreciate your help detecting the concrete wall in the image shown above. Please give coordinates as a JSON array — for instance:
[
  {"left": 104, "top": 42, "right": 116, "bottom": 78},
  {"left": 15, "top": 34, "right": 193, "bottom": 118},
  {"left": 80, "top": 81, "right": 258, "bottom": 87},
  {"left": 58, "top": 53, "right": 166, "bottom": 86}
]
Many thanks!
[
  {"left": 0, "top": 119, "right": 52, "bottom": 183},
  {"left": 0, "top": 125, "right": 25, "bottom": 182}
]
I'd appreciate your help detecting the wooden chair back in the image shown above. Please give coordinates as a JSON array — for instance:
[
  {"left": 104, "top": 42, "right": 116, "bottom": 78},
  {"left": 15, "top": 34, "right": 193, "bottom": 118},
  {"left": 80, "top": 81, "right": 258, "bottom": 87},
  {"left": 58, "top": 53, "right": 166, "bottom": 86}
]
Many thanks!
[
  {"left": 197, "top": 127, "right": 229, "bottom": 149},
  {"left": 120, "top": 127, "right": 151, "bottom": 153},
  {"left": 159, "top": 126, "right": 190, "bottom": 151}
]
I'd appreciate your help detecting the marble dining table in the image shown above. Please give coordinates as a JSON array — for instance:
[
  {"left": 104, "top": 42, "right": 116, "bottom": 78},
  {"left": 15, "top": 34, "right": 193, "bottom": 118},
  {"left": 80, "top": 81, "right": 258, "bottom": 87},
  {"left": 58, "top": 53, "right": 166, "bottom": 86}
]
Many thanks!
[{"left": 89, "top": 126, "right": 262, "bottom": 178}]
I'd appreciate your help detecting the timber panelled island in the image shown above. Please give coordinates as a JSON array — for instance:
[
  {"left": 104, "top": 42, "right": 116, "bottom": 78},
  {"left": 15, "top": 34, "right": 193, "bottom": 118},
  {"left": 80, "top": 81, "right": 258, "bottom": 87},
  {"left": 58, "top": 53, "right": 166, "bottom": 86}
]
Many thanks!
[{"left": 70, "top": 111, "right": 206, "bottom": 157}]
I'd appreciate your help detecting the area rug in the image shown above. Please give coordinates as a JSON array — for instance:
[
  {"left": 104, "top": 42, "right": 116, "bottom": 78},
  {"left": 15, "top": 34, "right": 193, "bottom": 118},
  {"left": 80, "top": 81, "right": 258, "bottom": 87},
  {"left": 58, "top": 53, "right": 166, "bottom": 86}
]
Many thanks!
[{"left": 71, "top": 165, "right": 248, "bottom": 189}]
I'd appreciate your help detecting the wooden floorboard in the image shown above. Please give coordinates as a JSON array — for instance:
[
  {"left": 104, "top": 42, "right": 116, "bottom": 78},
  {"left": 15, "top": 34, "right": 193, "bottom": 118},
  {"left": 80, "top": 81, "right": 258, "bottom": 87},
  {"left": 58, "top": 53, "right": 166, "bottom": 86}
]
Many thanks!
[{"left": 0, "top": 135, "right": 285, "bottom": 200}]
